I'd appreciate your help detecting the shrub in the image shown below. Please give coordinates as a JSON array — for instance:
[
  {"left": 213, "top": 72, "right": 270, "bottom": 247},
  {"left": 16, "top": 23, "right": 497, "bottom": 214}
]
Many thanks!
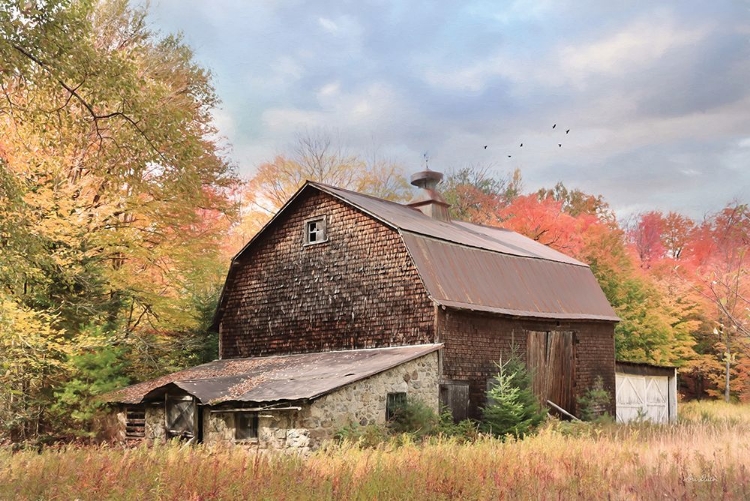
[
  {"left": 577, "top": 376, "right": 612, "bottom": 421},
  {"left": 334, "top": 423, "right": 389, "bottom": 448},
  {"left": 435, "top": 410, "right": 480, "bottom": 443},
  {"left": 387, "top": 398, "right": 439, "bottom": 438},
  {"left": 481, "top": 355, "right": 547, "bottom": 438}
]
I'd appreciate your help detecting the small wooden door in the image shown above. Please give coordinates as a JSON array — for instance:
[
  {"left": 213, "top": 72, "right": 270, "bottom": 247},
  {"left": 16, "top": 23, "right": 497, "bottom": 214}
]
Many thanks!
[
  {"left": 165, "top": 394, "right": 196, "bottom": 438},
  {"left": 440, "top": 382, "right": 470, "bottom": 422},
  {"left": 527, "top": 331, "right": 576, "bottom": 416}
]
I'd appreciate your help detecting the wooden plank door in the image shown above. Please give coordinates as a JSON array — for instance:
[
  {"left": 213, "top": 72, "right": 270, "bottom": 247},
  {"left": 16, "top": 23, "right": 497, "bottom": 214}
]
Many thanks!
[
  {"left": 527, "top": 331, "right": 576, "bottom": 416},
  {"left": 166, "top": 394, "right": 196, "bottom": 438}
]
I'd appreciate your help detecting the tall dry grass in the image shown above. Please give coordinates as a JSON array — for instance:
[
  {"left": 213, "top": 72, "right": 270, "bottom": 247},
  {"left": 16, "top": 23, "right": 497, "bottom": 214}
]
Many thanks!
[{"left": 3, "top": 401, "right": 749, "bottom": 500}]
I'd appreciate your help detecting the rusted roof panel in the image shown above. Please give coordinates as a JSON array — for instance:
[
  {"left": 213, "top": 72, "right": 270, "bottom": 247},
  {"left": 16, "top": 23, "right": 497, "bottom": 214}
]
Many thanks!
[
  {"left": 401, "top": 233, "right": 619, "bottom": 321},
  {"left": 314, "top": 183, "right": 584, "bottom": 266},
  {"left": 107, "top": 344, "right": 442, "bottom": 405}
]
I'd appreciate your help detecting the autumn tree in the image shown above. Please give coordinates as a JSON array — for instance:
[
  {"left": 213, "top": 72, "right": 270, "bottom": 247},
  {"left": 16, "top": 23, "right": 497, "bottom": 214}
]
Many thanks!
[
  {"left": 683, "top": 204, "right": 750, "bottom": 401},
  {"left": 441, "top": 165, "right": 521, "bottom": 224},
  {"left": 0, "top": 0, "right": 238, "bottom": 439}
]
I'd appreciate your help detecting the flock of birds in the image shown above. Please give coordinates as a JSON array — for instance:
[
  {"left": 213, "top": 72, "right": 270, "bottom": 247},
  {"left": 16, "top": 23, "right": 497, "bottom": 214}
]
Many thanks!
[{"left": 484, "top": 124, "right": 571, "bottom": 158}]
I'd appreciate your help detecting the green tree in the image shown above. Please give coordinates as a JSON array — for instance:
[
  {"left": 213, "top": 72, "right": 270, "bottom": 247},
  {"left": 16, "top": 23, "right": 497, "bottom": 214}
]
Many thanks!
[
  {"left": 0, "top": 0, "right": 238, "bottom": 440},
  {"left": 481, "top": 355, "right": 547, "bottom": 438}
]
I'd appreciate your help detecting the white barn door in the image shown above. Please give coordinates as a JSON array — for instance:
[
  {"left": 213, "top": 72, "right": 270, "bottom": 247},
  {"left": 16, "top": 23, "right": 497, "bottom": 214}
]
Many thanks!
[{"left": 616, "top": 374, "right": 669, "bottom": 423}]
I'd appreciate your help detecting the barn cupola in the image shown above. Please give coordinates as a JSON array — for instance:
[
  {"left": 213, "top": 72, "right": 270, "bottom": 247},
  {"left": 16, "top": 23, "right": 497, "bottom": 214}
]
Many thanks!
[{"left": 407, "top": 169, "right": 451, "bottom": 221}]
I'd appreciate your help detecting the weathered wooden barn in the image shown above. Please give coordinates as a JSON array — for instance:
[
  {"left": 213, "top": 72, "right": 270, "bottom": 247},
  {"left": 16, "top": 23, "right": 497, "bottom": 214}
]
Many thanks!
[{"left": 109, "top": 170, "right": 619, "bottom": 449}]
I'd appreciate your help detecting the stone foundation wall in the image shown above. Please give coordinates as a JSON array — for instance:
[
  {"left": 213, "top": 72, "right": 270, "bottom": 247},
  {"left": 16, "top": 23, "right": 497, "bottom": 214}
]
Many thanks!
[
  {"left": 204, "top": 410, "right": 312, "bottom": 452},
  {"left": 299, "top": 351, "right": 440, "bottom": 446}
]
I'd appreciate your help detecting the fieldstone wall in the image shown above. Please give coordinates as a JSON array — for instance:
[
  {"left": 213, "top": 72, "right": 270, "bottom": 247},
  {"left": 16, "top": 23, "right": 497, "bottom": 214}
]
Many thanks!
[
  {"left": 204, "top": 410, "right": 312, "bottom": 452},
  {"left": 300, "top": 351, "right": 440, "bottom": 446},
  {"left": 145, "top": 403, "right": 167, "bottom": 441}
]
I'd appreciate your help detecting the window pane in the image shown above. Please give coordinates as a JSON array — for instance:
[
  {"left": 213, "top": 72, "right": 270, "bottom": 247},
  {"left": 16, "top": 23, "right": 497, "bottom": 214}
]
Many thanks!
[
  {"left": 386, "top": 392, "right": 407, "bottom": 421},
  {"left": 235, "top": 413, "right": 258, "bottom": 440}
]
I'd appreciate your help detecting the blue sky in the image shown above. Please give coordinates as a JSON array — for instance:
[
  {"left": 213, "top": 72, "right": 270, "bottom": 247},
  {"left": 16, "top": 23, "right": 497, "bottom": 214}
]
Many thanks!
[{"left": 141, "top": 0, "right": 750, "bottom": 219}]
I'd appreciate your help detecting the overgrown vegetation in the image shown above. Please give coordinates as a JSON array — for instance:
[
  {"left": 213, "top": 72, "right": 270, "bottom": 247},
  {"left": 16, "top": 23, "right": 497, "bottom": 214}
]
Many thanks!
[
  {"left": 334, "top": 399, "right": 478, "bottom": 447},
  {"left": 2, "top": 402, "right": 749, "bottom": 500}
]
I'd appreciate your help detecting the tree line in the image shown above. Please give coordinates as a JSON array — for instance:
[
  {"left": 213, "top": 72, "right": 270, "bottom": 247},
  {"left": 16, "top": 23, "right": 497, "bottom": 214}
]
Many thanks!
[{"left": 1, "top": 0, "right": 747, "bottom": 443}]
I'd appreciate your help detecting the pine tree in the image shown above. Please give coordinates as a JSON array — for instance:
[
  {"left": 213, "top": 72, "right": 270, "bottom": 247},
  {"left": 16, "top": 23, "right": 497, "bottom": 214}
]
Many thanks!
[{"left": 481, "top": 355, "right": 547, "bottom": 438}]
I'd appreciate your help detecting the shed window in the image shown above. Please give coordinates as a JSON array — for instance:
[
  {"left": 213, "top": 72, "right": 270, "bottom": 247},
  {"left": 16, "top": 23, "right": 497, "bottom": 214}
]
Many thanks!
[
  {"left": 386, "top": 392, "right": 407, "bottom": 421},
  {"left": 304, "top": 217, "right": 327, "bottom": 245},
  {"left": 125, "top": 406, "right": 146, "bottom": 439},
  {"left": 235, "top": 412, "right": 259, "bottom": 441}
]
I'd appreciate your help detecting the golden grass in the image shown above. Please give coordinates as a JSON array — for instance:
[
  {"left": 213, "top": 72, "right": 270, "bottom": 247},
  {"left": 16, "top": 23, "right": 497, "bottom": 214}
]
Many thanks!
[{"left": 3, "top": 401, "right": 750, "bottom": 500}]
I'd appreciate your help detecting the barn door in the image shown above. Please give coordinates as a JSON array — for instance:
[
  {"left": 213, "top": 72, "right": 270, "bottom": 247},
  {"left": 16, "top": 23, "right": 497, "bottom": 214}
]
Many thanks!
[
  {"left": 165, "top": 394, "right": 196, "bottom": 438},
  {"left": 616, "top": 375, "right": 669, "bottom": 423},
  {"left": 527, "top": 331, "right": 576, "bottom": 416},
  {"left": 440, "top": 382, "right": 470, "bottom": 422}
]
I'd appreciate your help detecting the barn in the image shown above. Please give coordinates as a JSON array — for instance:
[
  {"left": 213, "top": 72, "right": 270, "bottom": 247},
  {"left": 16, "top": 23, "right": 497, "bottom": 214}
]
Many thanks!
[{"left": 108, "top": 169, "right": 619, "bottom": 449}]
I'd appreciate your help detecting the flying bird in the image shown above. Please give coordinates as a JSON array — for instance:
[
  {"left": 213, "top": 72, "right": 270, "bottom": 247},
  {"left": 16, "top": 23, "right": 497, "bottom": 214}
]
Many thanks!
[
  {"left": 552, "top": 124, "right": 556, "bottom": 129},
  {"left": 566, "top": 129, "right": 570, "bottom": 134},
  {"left": 520, "top": 143, "right": 523, "bottom": 147},
  {"left": 558, "top": 143, "right": 562, "bottom": 147},
  {"left": 508, "top": 155, "right": 512, "bottom": 158},
  {"left": 484, "top": 145, "right": 487, "bottom": 149}
]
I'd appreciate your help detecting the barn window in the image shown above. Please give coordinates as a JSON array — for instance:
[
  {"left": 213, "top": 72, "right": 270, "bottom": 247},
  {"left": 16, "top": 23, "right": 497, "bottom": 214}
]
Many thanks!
[
  {"left": 386, "top": 392, "right": 407, "bottom": 421},
  {"left": 304, "top": 217, "right": 327, "bottom": 245},
  {"left": 235, "top": 412, "right": 259, "bottom": 441}
]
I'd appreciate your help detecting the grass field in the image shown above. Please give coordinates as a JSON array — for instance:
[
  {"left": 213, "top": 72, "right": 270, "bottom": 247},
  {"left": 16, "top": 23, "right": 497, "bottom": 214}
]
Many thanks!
[{"left": 3, "top": 401, "right": 750, "bottom": 500}]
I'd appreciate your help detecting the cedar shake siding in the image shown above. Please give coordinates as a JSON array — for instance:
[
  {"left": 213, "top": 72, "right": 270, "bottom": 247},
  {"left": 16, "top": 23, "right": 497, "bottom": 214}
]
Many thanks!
[
  {"left": 437, "top": 308, "right": 615, "bottom": 419},
  {"left": 218, "top": 190, "right": 435, "bottom": 358}
]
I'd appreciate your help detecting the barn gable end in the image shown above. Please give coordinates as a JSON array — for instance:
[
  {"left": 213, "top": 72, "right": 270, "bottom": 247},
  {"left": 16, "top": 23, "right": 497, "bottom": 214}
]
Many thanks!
[{"left": 217, "top": 188, "right": 436, "bottom": 359}]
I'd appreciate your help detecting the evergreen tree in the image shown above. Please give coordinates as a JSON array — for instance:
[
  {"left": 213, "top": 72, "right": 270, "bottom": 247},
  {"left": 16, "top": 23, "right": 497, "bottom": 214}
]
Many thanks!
[{"left": 481, "top": 355, "right": 547, "bottom": 438}]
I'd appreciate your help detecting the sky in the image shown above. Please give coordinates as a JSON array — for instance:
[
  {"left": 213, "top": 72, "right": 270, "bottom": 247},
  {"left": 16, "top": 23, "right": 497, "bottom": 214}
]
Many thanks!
[{"left": 139, "top": 0, "right": 750, "bottom": 220}]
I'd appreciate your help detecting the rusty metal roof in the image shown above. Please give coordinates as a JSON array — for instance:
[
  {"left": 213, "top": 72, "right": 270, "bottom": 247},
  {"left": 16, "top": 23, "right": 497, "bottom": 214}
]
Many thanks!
[
  {"left": 107, "top": 344, "right": 441, "bottom": 405},
  {"left": 314, "top": 183, "right": 617, "bottom": 321},
  {"left": 315, "top": 183, "right": 584, "bottom": 266},
  {"left": 402, "top": 233, "right": 619, "bottom": 321}
]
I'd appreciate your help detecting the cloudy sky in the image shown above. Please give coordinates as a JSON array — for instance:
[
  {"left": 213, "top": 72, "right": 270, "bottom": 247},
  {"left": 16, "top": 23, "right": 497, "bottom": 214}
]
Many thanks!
[{"left": 140, "top": 0, "right": 750, "bottom": 220}]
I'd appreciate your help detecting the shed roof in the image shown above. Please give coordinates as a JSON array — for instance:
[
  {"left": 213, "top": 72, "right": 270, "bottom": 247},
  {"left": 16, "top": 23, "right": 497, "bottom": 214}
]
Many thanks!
[
  {"left": 107, "top": 344, "right": 441, "bottom": 405},
  {"left": 214, "top": 181, "right": 618, "bottom": 327},
  {"left": 616, "top": 361, "right": 678, "bottom": 377}
]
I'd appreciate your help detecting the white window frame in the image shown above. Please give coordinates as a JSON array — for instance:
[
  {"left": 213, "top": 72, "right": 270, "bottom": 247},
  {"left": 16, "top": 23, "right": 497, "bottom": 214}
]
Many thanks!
[{"left": 304, "top": 216, "right": 328, "bottom": 245}]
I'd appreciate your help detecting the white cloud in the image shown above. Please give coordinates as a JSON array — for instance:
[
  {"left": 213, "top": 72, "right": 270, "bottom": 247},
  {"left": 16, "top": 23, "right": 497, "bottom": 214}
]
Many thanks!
[
  {"left": 318, "top": 17, "right": 338, "bottom": 34},
  {"left": 559, "top": 12, "right": 709, "bottom": 83},
  {"left": 422, "top": 53, "right": 523, "bottom": 93},
  {"left": 317, "top": 81, "right": 341, "bottom": 99}
]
